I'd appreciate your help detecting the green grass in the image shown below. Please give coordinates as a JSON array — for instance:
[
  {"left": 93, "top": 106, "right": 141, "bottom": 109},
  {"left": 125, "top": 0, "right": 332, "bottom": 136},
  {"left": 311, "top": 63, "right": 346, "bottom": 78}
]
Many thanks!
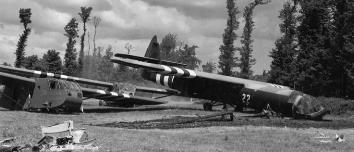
[{"left": 0, "top": 108, "right": 353, "bottom": 152}]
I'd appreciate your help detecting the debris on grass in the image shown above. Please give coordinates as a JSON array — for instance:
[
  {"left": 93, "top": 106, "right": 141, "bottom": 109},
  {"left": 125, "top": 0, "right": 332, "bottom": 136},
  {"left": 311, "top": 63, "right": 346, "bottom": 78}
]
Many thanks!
[
  {"left": 315, "top": 132, "right": 345, "bottom": 143},
  {"left": 2, "top": 120, "right": 99, "bottom": 152}
]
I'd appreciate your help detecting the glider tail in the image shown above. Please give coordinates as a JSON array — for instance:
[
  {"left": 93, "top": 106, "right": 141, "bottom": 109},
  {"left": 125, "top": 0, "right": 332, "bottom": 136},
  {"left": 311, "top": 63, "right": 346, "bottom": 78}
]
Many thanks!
[{"left": 141, "top": 35, "right": 161, "bottom": 81}]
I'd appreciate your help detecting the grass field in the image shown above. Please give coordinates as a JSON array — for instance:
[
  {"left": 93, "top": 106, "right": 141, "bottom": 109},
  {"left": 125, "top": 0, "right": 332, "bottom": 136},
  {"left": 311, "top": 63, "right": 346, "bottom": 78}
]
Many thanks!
[{"left": 0, "top": 101, "right": 353, "bottom": 152}]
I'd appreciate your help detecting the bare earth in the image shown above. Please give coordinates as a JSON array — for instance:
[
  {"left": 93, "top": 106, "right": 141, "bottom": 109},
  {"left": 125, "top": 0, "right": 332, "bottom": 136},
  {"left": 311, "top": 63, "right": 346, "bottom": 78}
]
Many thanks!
[{"left": 0, "top": 100, "right": 353, "bottom": 152}]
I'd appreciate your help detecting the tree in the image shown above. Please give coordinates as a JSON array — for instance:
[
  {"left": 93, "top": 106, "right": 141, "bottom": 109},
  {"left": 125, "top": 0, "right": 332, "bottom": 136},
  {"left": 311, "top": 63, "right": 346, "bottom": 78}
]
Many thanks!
[
  {"left": 98, "top": 45, "right": 114, "bottom": 81},
  {"left": 42, "top": 49, "right": 62, "bottom": 73},
  {"left": 15, "top": 8, "right": 32, "bottom": 68},
  {"left": 2, "top": 62, "right": 11, "bottom": 66},
  {"left": 176, "top": 44, "right": 201, "bottom": 69},
  {"left": 239, "top": 0, "right": 270, "bottom": 79},
  {"left": 160, "top": 33, "right": 178, "bottom": 61},
  {"left": 63, "top": 18, "right": 79, "bottom": 76},
  {"left": 23, "top": 55, "right": 39, "bottom": 70},
  {"left": 118, "top": 43, "right": 134, "bottom": 72},
  {"left": 78, "top": 6, "right": 93, "bottom": 73},
  {"left": 202, "top": 61, "right": 216, "bottom": 73},
  {"left": 219, "top": 0, "right": 240, "bottom": 76},
  {"left": 294, "top": 0, "right": 332, "bottom": 95},
  {"left": 331, "top": 0, "right": 354, "bottom": 98},
  {"left": 92, "top": 16, "right": 101, "bottom": 57},
  {"left": 268, "top": 1, "right": 298, "bottom": 87}
]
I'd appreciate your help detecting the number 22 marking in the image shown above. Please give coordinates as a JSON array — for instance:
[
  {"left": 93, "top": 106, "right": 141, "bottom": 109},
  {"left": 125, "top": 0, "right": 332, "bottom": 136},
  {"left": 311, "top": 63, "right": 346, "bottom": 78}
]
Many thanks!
[{"left": 242, "top": 93, "right": 251, "bottom": 106}]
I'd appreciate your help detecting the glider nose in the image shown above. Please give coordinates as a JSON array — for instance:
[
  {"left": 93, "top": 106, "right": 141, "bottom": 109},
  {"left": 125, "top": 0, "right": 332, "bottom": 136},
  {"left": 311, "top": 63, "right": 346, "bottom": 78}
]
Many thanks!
[{"left": 292, "top": 94, "right": 328, "bottom": 120}]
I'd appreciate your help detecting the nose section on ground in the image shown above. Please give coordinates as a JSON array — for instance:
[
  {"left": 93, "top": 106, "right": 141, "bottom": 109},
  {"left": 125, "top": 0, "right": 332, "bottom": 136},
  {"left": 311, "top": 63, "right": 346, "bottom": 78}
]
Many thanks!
[
  {"left": 292, "top": 94, "right": 329, "bottom": 120},
  {"left": 63, "top": 96, "right": 83, "bottom": 112}
]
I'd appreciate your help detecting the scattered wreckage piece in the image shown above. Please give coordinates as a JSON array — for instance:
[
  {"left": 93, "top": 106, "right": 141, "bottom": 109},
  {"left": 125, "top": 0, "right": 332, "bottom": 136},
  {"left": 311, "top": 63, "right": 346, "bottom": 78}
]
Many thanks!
[
  {"left": 0, "top": 137, "right": 31, "bottom": 152},
  {"left": 34, "top": 120, "right": 98, "bottom": 152},
  {"left": 315, "top": 132, "right": 345, "bottom": 143}
]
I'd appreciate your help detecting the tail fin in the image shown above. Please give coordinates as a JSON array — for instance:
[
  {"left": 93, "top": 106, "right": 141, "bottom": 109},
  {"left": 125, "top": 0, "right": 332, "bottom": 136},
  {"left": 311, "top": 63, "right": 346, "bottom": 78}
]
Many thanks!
[
  {"left": 144, "top": 35, "right": 161, "bottom": 60},
  {"left": 141, "top": 35, "right": 161, "bottom": 81}
]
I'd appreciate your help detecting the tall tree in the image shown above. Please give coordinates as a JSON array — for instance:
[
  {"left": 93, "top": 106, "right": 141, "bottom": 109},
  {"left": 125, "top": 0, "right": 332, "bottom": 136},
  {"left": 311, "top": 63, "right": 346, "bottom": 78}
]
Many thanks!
[
  {"left": 295, "top": 0, "right": 332, "bottom": 95},
  {"left": 78, "top": 6, "right": 93, "bottom": 73},
  {"left": 15, "top": 8, "right": 32, "bottom": 68},
  {"left": 218, "top": 0, "right": 240, "bottom": 76},
  {"left": 63, "top": 18, "right": 79, "bottom": 76},
  {"left": 42, "top": 49, "right": 62, "bottom": 73},
  {"left": 332, "top": 0, "right": 354, "bottom": 97},
  {"left": 92, "top": 16, "right": 101, "bottom": 57},
  {"left": 239, "top": 0, "right": 270, "bottom": 79},
  {"left": 269, "top": 1, "right": 298, "bottom": 87},
  {"left": 160, "top": 33, "right": 178, "bottom": 61}
]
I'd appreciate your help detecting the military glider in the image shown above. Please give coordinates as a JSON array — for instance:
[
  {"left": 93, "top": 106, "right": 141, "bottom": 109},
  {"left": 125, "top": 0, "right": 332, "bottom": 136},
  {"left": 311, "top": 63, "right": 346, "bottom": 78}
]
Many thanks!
[
  {"left": 0, "top": 66, "right": 170, "bottom": 112},
  {"left": 110, "top": 35, "right": 329, "bottom": 120}
]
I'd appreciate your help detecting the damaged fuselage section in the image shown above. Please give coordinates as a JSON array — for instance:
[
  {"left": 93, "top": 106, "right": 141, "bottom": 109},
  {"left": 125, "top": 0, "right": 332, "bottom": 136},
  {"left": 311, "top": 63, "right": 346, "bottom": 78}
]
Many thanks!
[{"left": 0, "top": 76, "right": 83, "bottom": 112}]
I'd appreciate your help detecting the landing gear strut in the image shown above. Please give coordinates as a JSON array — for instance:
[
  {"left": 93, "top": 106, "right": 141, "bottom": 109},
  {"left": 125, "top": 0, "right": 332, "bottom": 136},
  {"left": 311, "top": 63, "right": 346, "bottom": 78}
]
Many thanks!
[{"left": 203, "top": 103, "right": 213, "bottom": 111}]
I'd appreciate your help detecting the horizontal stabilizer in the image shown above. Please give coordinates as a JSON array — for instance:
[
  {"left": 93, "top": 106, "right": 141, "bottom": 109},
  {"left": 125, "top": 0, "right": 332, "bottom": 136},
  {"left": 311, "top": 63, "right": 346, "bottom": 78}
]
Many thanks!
[
  {"left": 111, "top": 57, "right": 197, "bottom": 78},
  {"left": 115, "top": 53, "right": 187, "bottom": 67}
]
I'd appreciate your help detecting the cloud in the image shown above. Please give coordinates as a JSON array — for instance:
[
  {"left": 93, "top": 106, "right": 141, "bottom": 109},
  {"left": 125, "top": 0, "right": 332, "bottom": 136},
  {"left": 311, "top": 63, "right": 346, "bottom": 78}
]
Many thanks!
[
  {"left": 33, "top": 0, "right": 112, "bottom": 13},
  {"left": 95, "top": 0, "right": 192, "bottom": 39}
]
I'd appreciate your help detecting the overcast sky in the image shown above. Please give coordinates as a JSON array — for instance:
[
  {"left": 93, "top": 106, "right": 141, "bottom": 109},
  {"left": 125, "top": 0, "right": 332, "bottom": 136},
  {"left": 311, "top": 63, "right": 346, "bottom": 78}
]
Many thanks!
[{"left": 0, "top": 0, "right": 286, "bottom": 74}]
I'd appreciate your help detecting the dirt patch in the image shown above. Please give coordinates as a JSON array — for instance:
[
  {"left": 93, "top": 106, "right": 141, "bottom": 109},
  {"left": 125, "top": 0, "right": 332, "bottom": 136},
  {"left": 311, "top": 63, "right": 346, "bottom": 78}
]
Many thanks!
[{"left": 92, "top": 114, "right": 354, "bottom": 130}]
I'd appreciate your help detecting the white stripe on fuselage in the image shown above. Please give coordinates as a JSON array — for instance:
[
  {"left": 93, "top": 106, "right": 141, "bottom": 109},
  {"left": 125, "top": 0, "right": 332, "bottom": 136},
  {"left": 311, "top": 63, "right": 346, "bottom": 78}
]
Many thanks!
[
  {"left": 161, "top": 65, "right": 172, "bottom": 74},
  {"left": 163, "top": 76, "right": 169, "bottom": 87},
  {"left": 174, "top": 67, "right": 184, "bottom": 76},
  {"left": 156, "top": 74, "right": 161, "bottom": 85}
]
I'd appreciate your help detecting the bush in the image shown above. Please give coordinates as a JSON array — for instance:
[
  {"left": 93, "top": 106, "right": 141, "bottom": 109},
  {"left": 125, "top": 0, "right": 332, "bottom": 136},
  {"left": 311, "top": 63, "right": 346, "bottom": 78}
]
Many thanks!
[{"left": 318, "top": 97, "right": 354, "bottom": 115}]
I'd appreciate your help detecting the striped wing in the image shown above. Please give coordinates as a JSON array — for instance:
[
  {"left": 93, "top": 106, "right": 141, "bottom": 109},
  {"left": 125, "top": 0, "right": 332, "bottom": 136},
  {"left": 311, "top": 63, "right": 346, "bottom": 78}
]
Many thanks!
[
  {"left": 111, "top": 57, "right": 290, "bottom": 91},
  {"left": 0, "top": 65, "right": 179, "bottom": 95},
  {"left": 81, "top": 87, "right": 166, "bottom": 105}
]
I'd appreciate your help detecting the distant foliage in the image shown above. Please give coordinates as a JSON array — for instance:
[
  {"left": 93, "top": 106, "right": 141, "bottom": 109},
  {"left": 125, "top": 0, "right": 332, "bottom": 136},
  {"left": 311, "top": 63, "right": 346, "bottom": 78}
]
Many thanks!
[
  {"left": 15, "top": 8, "right": 32, "bottom": 68},
  {"left": 160, "top": 33, "right": 201, "bottom": 70},
  {"left": 202, "top": 61, "right": 216, "bottom": 73},
  {"left": 176, "top": 44, "right": 201, "bottom": 70},
  {"left": 63, "top": 18, "right": 79, "bottom": 76},
  {"left": 218, "top": 0, "right": 240, "bottom": 76},
  {"left": 42, "top": 49, "right": 62, "bottom": 73},
  {"left": 97, "top": 45, "right": 114, "bottom": 81},
  {"left": 23, "top": 55, "right": 39, "bottom": 70},
  {"left": 239, "top": 0, "right": 270, "bottom": 79}
]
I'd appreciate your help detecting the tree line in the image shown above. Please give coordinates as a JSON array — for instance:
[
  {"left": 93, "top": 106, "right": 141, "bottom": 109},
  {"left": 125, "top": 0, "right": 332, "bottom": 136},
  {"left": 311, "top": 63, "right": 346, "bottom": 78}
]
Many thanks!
[{"left": 269, "top": 0, "right": 354, "bottom": 98}]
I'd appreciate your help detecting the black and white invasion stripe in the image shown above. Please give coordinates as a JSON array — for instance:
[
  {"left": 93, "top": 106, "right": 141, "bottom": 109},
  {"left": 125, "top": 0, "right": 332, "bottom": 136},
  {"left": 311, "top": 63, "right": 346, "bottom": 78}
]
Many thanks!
[
  {"left": 95, "top": 89, "right": 130, "bottom": 98},
  {"left": 155, "top": 74, "right": 174, "bottom": 88},
  {"left": 33, "top": 70, "right": 80, "bottom": 81},
  {"left": 270, "top": 84, "right": 285, "bottom": 89},
  {"left": 160, "top": 65, "right": 196, "bottom": 78}
]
